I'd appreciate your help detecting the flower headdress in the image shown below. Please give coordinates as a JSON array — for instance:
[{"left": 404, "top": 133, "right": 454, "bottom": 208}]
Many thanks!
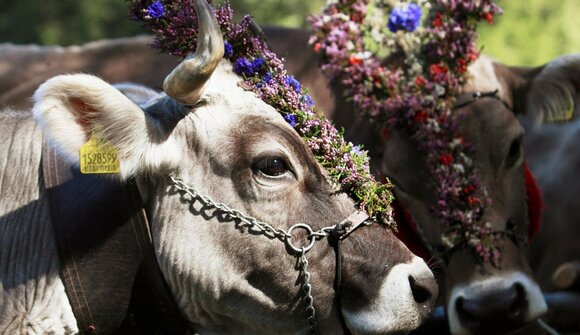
[
  {"left": 309, "top": 0, "right": 503, "bottom": 264},
  {"left": 128, "top": 0, "right": 395, "bottom": 226}
]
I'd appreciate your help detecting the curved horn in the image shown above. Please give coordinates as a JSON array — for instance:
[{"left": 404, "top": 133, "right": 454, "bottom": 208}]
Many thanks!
[{"left": 163, "top": 0, "right": 224, "bottom": 104}]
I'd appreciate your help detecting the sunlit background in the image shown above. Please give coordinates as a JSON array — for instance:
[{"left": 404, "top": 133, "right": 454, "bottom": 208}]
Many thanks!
[{"left": 0, "top": 0, "right": 578, "bottom": 66}]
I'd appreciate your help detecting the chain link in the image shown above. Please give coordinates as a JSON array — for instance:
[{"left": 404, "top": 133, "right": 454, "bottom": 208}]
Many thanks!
[
  {"left": 300, "top": 249, "right": 318, "bottom": 333},
  {"left": 169, "top": 176, "right": 347, "bottom": 333}
]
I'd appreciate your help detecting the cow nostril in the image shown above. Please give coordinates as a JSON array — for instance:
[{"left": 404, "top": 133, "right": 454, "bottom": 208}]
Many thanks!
[
  {"left": 409, "top": 276, "right": 432, "bottom": 304},
  {"left": 508, "top": 283, "right": 527, "bottom": 317},
  {"left": 456, "top": 297, "right": 478, "bottom": 324}
]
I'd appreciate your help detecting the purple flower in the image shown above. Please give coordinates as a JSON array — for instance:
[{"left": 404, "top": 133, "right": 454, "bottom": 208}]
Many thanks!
[
  {"left": 284, "top": 114, "right": 297, "bottom": 127},
  {"left": 284, "top": 75, "right": 301, "bottom": 93},
  {"left": 387, "top": 3, "right": 422, "bottom": 33},
  {"left": 224, "top": 41, "right": 233, "bottom": 57},
  {"left": 147, "top": 0, "right": 164, "bottom": 19}
]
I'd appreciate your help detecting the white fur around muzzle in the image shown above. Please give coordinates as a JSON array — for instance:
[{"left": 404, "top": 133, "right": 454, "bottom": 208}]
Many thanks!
[{"left": 342, "top": 256, "right": 434, "bottom": 335}]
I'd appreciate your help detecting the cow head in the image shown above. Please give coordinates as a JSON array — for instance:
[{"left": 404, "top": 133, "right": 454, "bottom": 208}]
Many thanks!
[
  {"left": 377, "top": 54, "right": 580, "bottom": 334},
  {"left": 30, "top": 1, "right": 437, "bottom": 334}
]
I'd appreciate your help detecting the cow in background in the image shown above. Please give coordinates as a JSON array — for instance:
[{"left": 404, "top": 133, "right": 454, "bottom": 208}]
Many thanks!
[
  {"left": 266, "top": 27, "right": 580, "bottom": 335},
  {"left": 0, "top": 36, "right": 178, "bottom": 110}
]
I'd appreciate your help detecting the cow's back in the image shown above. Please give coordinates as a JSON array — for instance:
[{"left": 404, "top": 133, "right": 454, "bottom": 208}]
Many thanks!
[
  {"left": 0, "top": 36, "right": 179, "bottom": 110},
  {"left": 0, "top": 110, "right": 77, "bottom": 333}
]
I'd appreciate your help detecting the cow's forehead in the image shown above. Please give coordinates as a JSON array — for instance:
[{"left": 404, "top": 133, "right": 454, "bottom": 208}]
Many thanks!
[{"left": 464, "top": 56, "right": 510, "bottom": 104}]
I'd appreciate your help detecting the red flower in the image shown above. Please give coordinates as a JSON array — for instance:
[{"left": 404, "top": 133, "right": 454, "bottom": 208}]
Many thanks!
[
  {"left": 432, "top": 12, "right": 443, "bottom": 27},
  {"left": 440, "top": 153, "right": 453, "bottom": 166},
  {"left": 463, "top": 185, "right": 476, "bottom": 195},
  {"left": 351, "top": 13, "right": 363, "bottom": 23},
  {"left": 415, "top": 75, "right": 427, "bottom": 87},
  {"left": 467, "top": 51, "right": 479, "bottom": 62},
  {"left": 430, "top": 63, "right": 448, "bottom": 75},
  {"left": 349, "top": 55, "right": 363, "bottom": 65},
  {"left": 482, "top": 12, "right": 494, "bottom": 24},
  {"left": 457, "top": 58, "right": 467, "bottom": 74},
  {"left": 414, "top": 111, "right": 428, "bottom": 123},
  {"left": 372, "top": 68, "right": 383, "bottom": 85},
  {"left": 313, "top": 43, "right": 322, "bottom": 52},
  {"left": 467, "top": 196, "right": 481, "bottom": 205}
]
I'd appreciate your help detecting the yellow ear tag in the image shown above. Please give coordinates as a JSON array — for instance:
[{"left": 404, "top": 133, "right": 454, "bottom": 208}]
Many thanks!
[{"left": 79, "top": 131, "right": 120, "bottom": 174}]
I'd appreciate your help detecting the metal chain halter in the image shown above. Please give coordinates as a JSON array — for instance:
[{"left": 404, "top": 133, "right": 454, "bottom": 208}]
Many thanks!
[{"left": 169, "top": 176, "right": 370, "bottom": 333}]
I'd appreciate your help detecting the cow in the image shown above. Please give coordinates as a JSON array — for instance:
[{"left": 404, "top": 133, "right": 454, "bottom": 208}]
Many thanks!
[
  {"left": 264, "top": 27, "right": 580, "bottom": 335},
  {"left": 0, "top": 3, "right": 438, "bottom": 335},
  {"left": 0, "top": 35, "right": 178, "bottom": 111},
  {"left": 2, "top": 28, "right": 577, "bottom": 335}
]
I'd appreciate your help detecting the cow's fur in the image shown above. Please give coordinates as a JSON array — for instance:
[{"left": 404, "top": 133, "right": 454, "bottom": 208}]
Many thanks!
[
  {"left": 0, "top": 110, "right": 78, "bottom": 333},
  {"left": 1, "top": 60, "right": 437, "bottom": 334}
]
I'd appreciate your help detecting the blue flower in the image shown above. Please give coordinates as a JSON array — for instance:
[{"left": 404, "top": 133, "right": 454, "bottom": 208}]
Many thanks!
[
  {"left": 387, "top": 3, "right": 422, "bottom": 33},
  {"left": 284, "top": 75, "right": 301, "bottom": 93},
  {"left": 224, "top": 41, "right": 233, "bottom": 58},
  {"left": 284, "top": 114, "right": 297, "bottom": 127},
  {"left": 147, "top": 0, "right": 164, "bottom": 19},
  {"left": 262, "top": 72, "right": 273, "bottom": 84},
  {"left": 351, "top": 145, "right": 364, "bottom": 156},
  {"left": 251, "top": 58, "right": 265, "bottom": 72},
  {"left": 233, "top": 57, "right": 265, "bottom": 77},
  {"left": 302, "top": 94, "right": 314, "bottom": 106},
  {"left": 234, "top": 57, "right": 254, "bottom": 76}
]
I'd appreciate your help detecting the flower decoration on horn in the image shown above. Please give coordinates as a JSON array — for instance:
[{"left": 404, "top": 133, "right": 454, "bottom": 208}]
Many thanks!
[
  {"left": 128, "top": 0, "right": 395, "bottom": 227},
  {"left": 309, "top": 0, "right": 503, "bottom": 265}
]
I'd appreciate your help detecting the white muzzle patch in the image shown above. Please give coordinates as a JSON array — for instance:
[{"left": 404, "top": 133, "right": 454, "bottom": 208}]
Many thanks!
[{"left": 342, "top": 256, "right": 435, "bottom": 335}]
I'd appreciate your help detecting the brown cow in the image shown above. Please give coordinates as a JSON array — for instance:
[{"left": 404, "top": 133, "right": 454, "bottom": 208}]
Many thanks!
[
  {"left": 0, "top": 36, "right": 178, "bottom": 110},
  {"left": 265, "top": 27, "right": 580, "bottom": 335}
]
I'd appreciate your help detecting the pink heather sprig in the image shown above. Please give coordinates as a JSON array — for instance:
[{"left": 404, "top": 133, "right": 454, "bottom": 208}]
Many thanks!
[
  {"left": 127, "top": 0, "right": 395, "bottom": 226},
  {"left": 310, "top": 0, "right": 503, "bottom": 265}
]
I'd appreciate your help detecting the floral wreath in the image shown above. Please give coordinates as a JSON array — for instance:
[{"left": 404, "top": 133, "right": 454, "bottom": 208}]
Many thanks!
[
  {"left": 309, "top": 0, "right": 503, "bottom": 265},
  {"left": 128, "top": 0, "right": 395, "bottom": 226}
]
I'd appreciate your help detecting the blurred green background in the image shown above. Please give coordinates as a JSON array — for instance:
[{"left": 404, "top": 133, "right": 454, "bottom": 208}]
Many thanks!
[{"left": 0, "top": 0, "right": 578, "bottom": 66}]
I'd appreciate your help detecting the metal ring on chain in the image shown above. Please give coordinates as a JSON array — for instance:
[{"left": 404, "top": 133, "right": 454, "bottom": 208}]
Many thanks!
[{"left": 286, "top": 223, "right": 317, "bottom": 254}]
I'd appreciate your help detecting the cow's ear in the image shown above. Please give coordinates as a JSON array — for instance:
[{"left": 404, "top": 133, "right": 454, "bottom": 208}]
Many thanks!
[
  {"left": 506, "top": 54, "right": 580, "bottom": 127},
  {"left": 33, "top": 74, "right": 182, "bottom": 179}
]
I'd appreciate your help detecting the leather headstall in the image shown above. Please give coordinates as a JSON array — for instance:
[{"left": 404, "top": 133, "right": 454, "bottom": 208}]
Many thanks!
[{"left": 42, "top": 143, "right": 189, "bottom": 334}]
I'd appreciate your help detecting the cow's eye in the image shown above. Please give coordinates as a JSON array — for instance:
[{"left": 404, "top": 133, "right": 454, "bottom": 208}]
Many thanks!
[
  {"left": 506, "top": 137, "right": 523, "bottom": 166},
  {"left": 253, "top": 157, "right": 289, "bottom": 177}
]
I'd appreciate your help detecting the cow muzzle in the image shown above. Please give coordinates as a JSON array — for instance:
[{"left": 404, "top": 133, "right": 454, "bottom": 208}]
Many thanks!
[
  {"left": 341, "top": 256, "right": 438, "bottom": 335},
  {"left": 448, "top": 271, "right": 547, "bottom": 335}
]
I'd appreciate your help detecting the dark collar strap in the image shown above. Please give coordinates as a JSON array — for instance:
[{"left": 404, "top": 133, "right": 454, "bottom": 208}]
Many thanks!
[{"left": 42, "top": 143, "right": 188, "bottom": 334}]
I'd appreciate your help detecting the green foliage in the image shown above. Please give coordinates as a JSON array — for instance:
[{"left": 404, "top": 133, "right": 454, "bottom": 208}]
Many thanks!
[
  {"left": 0, "top": 0, "right": 142, "bottom": 45},
  {"left": 478, "top": 0, "right": 580, "bottom": 66},
  {"left": 0, "top": 0, "right": 578, "bottom": 67}
]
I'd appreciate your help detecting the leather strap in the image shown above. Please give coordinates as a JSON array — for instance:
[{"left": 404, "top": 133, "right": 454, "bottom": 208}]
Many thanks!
[{"left": 42, "top": 143, "right": 188, "bottom": 334}]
